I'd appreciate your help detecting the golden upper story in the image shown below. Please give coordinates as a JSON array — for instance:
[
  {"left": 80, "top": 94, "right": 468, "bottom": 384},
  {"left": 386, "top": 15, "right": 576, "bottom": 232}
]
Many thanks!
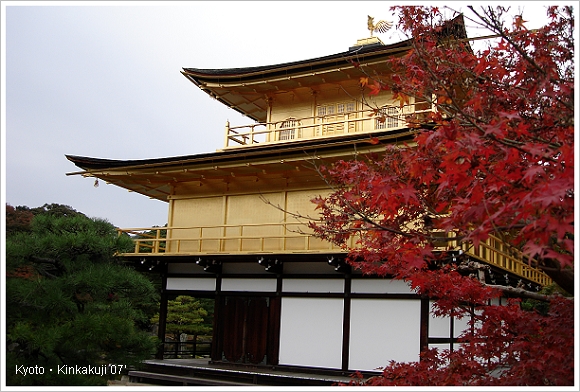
[
  {"left": 66, "top": 35, "right": 429, "bottom": 201},
  {"left": 181, "top": 36, "right": 430, "bottom": 150}
]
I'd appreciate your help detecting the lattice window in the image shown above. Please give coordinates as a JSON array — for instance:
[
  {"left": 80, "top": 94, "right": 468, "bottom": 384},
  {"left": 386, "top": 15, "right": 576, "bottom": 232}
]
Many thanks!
[
  {"left": 317, "top": 101, "right": 355, "bottom": 117},
  {"left": 317, "top": 101, "right": 357, "bottom": 134},
  {"left": 376, "top": 106, "right": 400, "bottom": 129},
  {"left": 279, "top": 118, "right": 299, "bottom": 140}
]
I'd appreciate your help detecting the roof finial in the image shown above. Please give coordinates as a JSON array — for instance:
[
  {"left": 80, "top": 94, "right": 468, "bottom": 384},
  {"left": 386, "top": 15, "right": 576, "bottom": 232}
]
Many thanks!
[{"left": 367, "top": 15, "right": 393, "bottom": 37}]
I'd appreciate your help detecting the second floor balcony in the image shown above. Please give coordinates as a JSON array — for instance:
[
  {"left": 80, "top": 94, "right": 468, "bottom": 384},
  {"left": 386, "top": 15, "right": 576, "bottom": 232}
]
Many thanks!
[
  {"left": 223, "top": 101, "right": 433, "bottom": 149},
  {"left": 117, "top": 224, "right": 552, "bottom": 287}
]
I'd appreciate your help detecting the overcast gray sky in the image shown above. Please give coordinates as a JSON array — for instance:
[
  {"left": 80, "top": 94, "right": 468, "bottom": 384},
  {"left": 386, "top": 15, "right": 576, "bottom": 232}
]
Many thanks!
[{"left": 2, "top": 1, "right": 568, "bottom": 229}]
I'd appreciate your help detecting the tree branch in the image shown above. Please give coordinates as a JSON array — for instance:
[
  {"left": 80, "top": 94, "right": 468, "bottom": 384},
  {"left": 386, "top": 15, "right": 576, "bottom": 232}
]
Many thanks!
[{"left": 485, "top": 284, "right": 567, "bottom": 302}]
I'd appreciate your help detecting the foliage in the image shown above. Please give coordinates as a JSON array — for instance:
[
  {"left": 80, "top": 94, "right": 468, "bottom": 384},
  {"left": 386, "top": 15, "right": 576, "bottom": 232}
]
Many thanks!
[
  {"left": 135, "top": 225, "right": 167, "bottom": 254},
  {"left": 6, "top": 204, "right": 35, "bottom": 235},
  {"left": 6, "top": 203, "right": 86, "bottom": 237},
  {"left": 27, "top": 203, "right": 86, "bottom": 218},
  {"left": 520, "top": 283, "right": 569, "bottom": 316},
  {"left": 151, "top": 296, "right": 213, "bottom": 341},
  {"left": 309, "top": 6, "right": 574, "bottom": 386},
  {"left": 5, "top": 206, "right": 159, "bottom": 386}
]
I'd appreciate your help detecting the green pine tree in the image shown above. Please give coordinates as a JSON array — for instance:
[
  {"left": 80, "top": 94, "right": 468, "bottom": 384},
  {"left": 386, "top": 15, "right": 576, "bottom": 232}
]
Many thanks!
[
  {"left": 152, "top": 296, "right": 213, "bottom": 340},
  {"left": 6, "top": 209, "right": 159, "bottom": 386},
  {"left": 151, "top": 296, "right": 214, "bottom": 358}
]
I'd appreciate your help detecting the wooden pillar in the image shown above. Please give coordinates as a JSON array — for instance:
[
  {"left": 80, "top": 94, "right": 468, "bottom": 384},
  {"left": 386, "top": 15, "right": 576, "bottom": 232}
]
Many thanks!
[
  {"left": 156, "top": 264, "right": 168, "bottom": 360},
  {"left": 419, "top": 297, "right": 429, "bottom": 355},
  {"left": 211, "top": 272, "right": 223, "bottom": 361},
  {"left": 224, "top": 120, "right": 230, "bottom": 148},
  {"left": 266, "top": 272, "right": 283, "bottom": 366},
  {"left": 341, "top": 273, "right": 352, "bottom": 372}
]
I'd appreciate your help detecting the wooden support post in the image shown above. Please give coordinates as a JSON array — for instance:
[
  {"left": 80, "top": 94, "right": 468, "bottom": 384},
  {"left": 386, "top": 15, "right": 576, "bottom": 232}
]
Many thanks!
[
  {"left": 224, "top": 120, "right": 230, "bottom": 148},
  {"left": 154, "top": 229, "right": 160, "bottom": 253},
  {"left": 156, "top": 265, "right": 168, "bottom": 360},
  {"left": 341, "top": 274, "right": 352, "bottom": 372},
  {"left": 420, "top": 297, "right": 429, "bottom": 354}
]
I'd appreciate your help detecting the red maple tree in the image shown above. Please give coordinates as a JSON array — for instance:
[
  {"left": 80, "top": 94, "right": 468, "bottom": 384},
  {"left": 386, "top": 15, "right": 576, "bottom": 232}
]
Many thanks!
[{"left": 309, "top": 6, "right": 575, "bottom": 386}]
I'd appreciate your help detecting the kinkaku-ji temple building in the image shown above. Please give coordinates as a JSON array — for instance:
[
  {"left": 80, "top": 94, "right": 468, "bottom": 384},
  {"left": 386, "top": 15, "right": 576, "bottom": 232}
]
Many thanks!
[{"left": 66, "top": 15, "right": 552, "bottom": 386}]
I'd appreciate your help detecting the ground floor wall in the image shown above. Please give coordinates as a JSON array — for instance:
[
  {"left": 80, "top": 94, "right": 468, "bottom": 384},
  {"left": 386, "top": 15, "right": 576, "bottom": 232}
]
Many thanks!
[{"left": 159, "top": 256, "right": 481, "bottom": 373}]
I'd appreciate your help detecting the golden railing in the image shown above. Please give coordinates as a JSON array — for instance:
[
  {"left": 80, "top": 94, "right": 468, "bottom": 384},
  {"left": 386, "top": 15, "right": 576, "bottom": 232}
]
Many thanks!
[
  {"left": 223, "top": 103, "right": 433, "bottom": 148},
  {"left": 117, "top": 225, "right": 551, "bottom": 287},
  {"left": 117, "top": 223, "right": 352, "bottom": 256},
  {"left": 459, "top": 235, "right": 552, "bottom": 287}
]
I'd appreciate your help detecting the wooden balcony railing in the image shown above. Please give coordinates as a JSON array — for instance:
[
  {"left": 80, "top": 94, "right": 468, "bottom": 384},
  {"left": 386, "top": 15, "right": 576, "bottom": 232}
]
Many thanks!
[
  {"left": 459, "top": 235, "right": 553, "bottom": 287},
  {"left": 117, "top": 223, "right": 352, "bottom": 256},
  {"left": 223, "top": 103, "right": 433, "bottom": 148},
  {"left": 117, "top": 225, "right": 551, "bottom": 287}
]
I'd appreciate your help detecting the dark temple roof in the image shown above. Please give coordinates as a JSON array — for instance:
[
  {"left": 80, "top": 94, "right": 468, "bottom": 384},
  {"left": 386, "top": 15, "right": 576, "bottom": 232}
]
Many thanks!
[
  {"left": 182, "top": 38, "right": 410, "bottom": 80},
  {"left": 180, "top": 41, "right": 411, "bottom": 123},
  {"left": 66, "top": 127, "right": 416, "bottom": 172},
  {"left": 65, "top": 128, "right": 417, "bottom": 201}
]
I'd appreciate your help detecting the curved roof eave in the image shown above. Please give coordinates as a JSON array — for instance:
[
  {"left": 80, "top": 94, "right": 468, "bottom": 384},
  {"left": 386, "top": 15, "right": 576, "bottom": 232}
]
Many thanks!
[
  {"left": 181, "top": 39, "right": 411, "bottom": 82},
  {"left": 181, "top": 14, "right": 467, "bottom": 84},
  {"left": 65, "top": 127, "right": 417, "bottom": 173},
  {"left": 180, "top": 41, "right": 412, "bottom": 123}
]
